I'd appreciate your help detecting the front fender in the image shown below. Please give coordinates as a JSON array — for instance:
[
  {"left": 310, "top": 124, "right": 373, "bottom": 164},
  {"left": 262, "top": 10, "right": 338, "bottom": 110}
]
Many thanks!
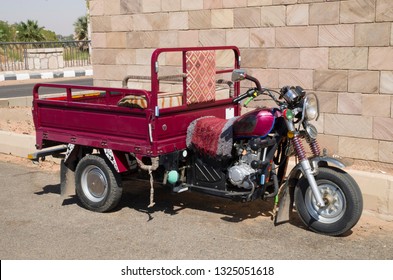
[
  {"left": 290, "top": 156, "right": 345, "bottom": 178},
  {"left": 310, "top": 156, "right": 346, "bottom": 170},
  {"left": 274, "top": 156, "right": 345, "bottom": 225}
]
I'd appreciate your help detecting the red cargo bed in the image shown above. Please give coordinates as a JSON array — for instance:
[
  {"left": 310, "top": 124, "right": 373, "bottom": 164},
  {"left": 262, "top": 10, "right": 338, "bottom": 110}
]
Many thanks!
[{"left": 32, "top": 46, "right": 241, "bottom": 157}]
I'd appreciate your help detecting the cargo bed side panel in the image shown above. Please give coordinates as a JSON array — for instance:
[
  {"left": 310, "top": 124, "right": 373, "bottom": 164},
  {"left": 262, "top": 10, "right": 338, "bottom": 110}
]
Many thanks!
[{"left": 35, "top": 100, "right": 152, "bottom": 154}]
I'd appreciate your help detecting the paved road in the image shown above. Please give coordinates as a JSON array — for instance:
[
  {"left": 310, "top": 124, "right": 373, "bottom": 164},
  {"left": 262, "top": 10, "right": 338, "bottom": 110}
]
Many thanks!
[
  {"left": 0, "top": 157, "right": 392, "bottom": 260},
  {"left": 0, "top": 77, "right": 93, "bottom": 98}
]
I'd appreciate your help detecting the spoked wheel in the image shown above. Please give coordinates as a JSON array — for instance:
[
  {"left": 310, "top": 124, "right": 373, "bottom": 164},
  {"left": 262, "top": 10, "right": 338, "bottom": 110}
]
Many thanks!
[
  {"left": 295, "top": 167, "right": 363, "bottom": 236},
  {"left": 75, "top": 154, "right": 122, "bottom": 212}
]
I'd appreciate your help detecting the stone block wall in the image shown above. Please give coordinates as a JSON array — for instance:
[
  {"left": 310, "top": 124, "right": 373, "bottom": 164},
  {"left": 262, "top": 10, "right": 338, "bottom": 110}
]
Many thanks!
[
  {"left": 26, "top": 48, "right": 64, "bottom": 70},
  {"left": 89, "top": 0, "right": 393, "bottom": 165}
]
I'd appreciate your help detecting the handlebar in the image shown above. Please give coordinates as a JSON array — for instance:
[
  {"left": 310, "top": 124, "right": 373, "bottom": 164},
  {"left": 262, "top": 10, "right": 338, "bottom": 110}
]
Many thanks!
[
  {"left": 245, "top": 75, "right": 262, "bottom": 92},
  {"left": 232, "top": 73, "right": 263, "bottom": 105},
  {"left": 232, "top": 73, "right": 286, "bottom": 106},
  {"left": 233, "top": 88, "right": 259, "bottom": 104},
  {"left": 232, "top": 70, "right": 308, "bottom": 110}
]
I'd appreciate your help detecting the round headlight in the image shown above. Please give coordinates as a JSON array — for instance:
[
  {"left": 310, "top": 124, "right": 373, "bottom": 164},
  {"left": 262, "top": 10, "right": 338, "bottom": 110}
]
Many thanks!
[
  {"left": 305, "top": 123, "right": 318, "bottom": 139},
  {"left": 304, "top": 94, "right": 319, "bottom": 121}
]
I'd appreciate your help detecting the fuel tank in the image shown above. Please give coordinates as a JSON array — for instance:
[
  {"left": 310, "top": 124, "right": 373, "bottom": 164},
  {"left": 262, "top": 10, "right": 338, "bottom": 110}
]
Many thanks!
[{"left": 233, "top": 108, "right": 275, "bottom": 138}]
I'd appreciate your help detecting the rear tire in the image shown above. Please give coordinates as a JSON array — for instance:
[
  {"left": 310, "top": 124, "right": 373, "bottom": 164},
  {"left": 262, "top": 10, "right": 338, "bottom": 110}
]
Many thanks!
[
  {"left": 75, "top": 154, "right": 122, "bottom": 212},
  {"left": 295, "top": 167, "right": 363, "bottom": 236}
]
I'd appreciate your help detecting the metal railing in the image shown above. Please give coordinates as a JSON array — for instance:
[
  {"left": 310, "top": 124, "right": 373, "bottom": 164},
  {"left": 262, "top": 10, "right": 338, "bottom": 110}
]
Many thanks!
[{"left": 0, "top": 40, "right": 91, "bottom": 71}]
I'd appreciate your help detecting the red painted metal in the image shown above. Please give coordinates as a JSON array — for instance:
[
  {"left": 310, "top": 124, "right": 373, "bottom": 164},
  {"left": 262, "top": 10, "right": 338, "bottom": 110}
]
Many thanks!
[
  {"left": 32, "top": 46, "right": 241, "bottom": 158},
  {"left": 233, "top": 108, "right": 275, "bottom": 138}
]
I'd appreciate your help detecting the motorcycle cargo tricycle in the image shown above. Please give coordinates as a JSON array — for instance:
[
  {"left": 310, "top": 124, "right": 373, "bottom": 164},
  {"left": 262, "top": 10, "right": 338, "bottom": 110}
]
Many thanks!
[{"left": 30, "top": 46, "right": 363, "bottom": 236}]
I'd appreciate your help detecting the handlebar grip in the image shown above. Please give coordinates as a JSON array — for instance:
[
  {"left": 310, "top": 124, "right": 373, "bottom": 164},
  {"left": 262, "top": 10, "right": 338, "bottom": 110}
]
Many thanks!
[
  {"left": 244, "top": 97, "right": 254, "bottom": 106},
  {"left": 233, "top": 89, "right": 259, "bottom": 104},
  {"left": 233, "top": 94, "right": 245, "bottom": 104}
]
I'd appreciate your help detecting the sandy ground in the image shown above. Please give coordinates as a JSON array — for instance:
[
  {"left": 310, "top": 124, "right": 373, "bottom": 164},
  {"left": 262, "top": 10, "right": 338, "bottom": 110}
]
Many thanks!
[
  {"left": 0, "top": 106, "right": 57, "bottom": 171},
  {"left": 0, "top": 106, "right": 34, "bottom": 135},
  {"left": 0, "top": 151, "right": 392, "bottom": 258},
  {"left": 0, "top": 153, "right": 60, "bottom": 172}
]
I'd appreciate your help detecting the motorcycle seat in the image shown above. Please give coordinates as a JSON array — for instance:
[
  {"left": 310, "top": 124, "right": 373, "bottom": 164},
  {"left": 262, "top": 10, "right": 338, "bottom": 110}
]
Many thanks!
[{"left": 186, "top": 116, "right": 237, "bottom": 158}]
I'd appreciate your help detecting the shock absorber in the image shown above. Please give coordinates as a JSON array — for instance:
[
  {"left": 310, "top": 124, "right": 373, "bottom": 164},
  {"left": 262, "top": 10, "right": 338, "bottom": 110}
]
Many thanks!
[
  {"left": 307, "top": 136, "right": 321, "bottom": 156},
  {"left": 292, "top": 134, "right": 306, "bottom": 161},
  {"left": 293, "top": 134, "right": 326, "bottom": 207}
]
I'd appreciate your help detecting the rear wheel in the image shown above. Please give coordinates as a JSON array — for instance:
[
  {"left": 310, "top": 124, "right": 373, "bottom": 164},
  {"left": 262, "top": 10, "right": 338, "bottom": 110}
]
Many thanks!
[
  {"left": 295, "top": 167, "right": 363, "bottom": 236},
  {"left": 75, "top": 154, "right": 122, "bottom": 212}
]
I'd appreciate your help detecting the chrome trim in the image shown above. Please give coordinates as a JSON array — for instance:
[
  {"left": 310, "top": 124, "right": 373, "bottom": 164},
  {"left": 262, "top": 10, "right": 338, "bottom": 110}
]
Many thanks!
[
  {"left": 301, "top": 93, "right": 320, "bottom": 123},
  {"left": 310, "top": 156, "right": 346, "bottom": 171},
  {"left": 148, "top": 123, "right": 153, "bottom": 143},
  {"left": 300, "top": 159, "right": 325, "bottom": 207}
]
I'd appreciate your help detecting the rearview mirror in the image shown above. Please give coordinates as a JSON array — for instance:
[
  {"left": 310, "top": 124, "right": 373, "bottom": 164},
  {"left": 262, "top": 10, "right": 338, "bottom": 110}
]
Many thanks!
[{"left": 231, "top": 69, "right": 246, "bottom": 82}]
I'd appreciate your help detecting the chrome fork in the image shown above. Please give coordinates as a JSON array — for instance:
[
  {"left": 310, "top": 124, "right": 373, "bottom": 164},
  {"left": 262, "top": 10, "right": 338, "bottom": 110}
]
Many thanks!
[{"left": 292, "top": 134, "right": 325, "bottom": 207}]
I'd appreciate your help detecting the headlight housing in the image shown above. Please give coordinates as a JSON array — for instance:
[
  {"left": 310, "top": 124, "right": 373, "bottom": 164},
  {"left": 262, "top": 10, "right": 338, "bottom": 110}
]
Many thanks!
[
  {"left": 303, "top": 93, "right": 319, "bottom": 121},
  {"left": 280, "top": 86, "right": 305, "bottom": 105}
]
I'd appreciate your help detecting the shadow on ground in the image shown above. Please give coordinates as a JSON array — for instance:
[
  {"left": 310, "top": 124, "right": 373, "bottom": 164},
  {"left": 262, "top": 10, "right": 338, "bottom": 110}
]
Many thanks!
[{"left": 35, "top": 179, "right": 308, "bottom": 232}]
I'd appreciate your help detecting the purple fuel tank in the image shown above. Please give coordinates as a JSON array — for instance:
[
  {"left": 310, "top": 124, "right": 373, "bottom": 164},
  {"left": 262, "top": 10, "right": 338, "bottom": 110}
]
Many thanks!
[{"left": 233, "top": 108, "right": 275, "bottom": 138}]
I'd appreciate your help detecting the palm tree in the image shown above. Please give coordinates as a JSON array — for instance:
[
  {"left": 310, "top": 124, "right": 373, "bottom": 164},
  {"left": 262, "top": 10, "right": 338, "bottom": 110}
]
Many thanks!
[
  {"left": 73, "top": 16, "right": 88, "bottom": 41},
  {"left": 0, "top": 21, "right": 13, "bottom": 42},
  {"left": 16, "top": 20, "right": 45, "bottom": 42}
]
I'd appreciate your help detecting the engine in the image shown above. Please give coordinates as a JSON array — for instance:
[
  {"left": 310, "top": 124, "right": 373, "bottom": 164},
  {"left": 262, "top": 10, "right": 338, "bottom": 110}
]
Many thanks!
[{"left": 228, "top": 142, "right": 259, "bottom": 189}]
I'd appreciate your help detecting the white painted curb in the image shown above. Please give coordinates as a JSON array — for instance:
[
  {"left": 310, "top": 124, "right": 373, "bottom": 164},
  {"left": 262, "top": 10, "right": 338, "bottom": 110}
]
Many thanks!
[{"left": 0, "top": 131, "right": 36, "bottom": 158}]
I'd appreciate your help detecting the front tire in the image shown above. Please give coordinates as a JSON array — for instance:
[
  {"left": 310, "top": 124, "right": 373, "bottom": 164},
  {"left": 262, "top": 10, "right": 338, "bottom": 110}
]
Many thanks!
[
  {"left": 75, "top": 154, "right": 123, "bottom": 212},
  {"left": 295, "top": 167, "right": 363, "bottom": 236}
]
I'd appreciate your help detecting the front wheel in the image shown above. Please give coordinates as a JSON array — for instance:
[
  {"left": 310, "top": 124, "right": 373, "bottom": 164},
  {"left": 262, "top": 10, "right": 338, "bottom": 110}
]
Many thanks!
[
  {"left": 295, "top": 167, "right": 363, "bottom": 236},
  {"left": 75, "top": 154, "right": 123, "bottom": 212}
]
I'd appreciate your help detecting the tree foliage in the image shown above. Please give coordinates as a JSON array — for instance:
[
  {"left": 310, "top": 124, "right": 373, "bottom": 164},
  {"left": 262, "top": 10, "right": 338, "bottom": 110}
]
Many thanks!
[
  {"left": 0, "top": 20, "right": 16, "bottom": 42},
  {"left": 1, "top": 20, "right": 61, "bottom": 42},
  {"left": 73, "top": 15, "right": 88, "bottom": 41},
  {"left": 0, "top": 16, "right": 89, "bottom": 43},
  {"left": 16, "top": 20, "right": 46, "bottom": 42},
  {"left": 42, "top": 29, "right": 57, "bottom": 41}
]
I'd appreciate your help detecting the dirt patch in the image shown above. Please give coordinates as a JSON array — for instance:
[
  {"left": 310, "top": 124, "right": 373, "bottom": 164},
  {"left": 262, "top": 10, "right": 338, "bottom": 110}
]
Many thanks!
[
  {"left": 348, "top": 212, "right": 393, "bottom": 240},
  {"left": 0, "top": 107, "right": 34, "bottom": 135},
  {"left": 0, "top": 153, "right": 60, "bottom": 173}
]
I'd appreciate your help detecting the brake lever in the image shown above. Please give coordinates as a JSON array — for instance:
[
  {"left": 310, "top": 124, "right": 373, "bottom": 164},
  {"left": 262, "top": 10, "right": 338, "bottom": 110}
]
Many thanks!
[{"left": 233, "top": 87, "right": 265, "bottom": 106}]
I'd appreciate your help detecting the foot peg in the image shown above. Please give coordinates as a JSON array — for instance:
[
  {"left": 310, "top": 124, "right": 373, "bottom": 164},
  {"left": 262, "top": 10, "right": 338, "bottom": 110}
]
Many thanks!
[{"left": 172, "top": 185, "right": 189, "bottom": 193}]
